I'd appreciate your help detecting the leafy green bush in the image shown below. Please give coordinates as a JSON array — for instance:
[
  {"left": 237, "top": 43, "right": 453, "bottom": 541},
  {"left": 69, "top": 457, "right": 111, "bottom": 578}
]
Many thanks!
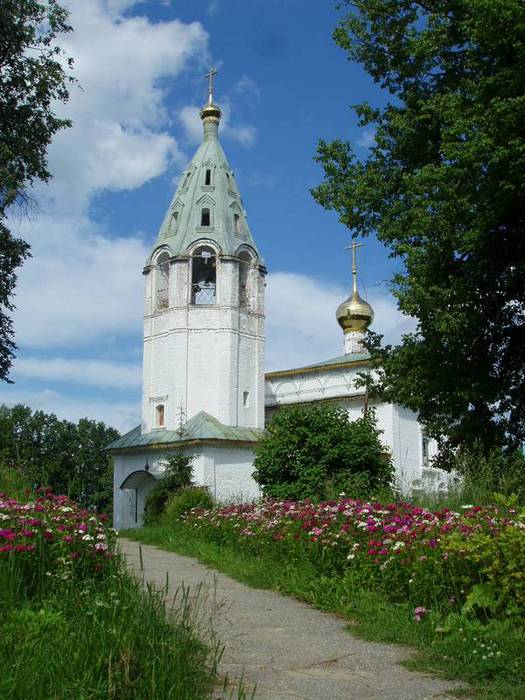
[
  {"left": 144, "top": 453, "right": 194, "bottom": 524},
  {"left": 163, "top": 486, "right": 214, "bottom": 525},
  {"left": 253, "top": 404, "right": 393, "bottom": 501}
]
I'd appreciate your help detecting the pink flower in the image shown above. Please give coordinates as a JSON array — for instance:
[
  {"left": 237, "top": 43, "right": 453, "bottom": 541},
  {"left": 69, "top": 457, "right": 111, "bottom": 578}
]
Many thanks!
[{"left": 413, "top": 606, "right": 429, "bottom": 622}]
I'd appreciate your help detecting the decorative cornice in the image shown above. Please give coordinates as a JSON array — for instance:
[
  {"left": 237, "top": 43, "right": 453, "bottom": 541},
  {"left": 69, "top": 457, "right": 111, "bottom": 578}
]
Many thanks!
[{"left": 265, "top": 357, "right": 370, "bottom": 380}]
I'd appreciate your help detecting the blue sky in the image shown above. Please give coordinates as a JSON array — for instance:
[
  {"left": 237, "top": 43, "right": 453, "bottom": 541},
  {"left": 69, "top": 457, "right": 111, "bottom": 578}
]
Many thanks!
[{"left": 1, "top": 0, "right": 412, "bottom": 432}]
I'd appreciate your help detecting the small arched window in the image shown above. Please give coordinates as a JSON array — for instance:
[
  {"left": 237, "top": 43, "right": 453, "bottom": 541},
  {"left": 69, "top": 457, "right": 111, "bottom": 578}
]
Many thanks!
[
  {"left": 183, "top": 171, "right": 192, "bottom": 188},
  {"left": 234, "top": 213, "right": 241, "bottom": 235},
  {"left": 156, "top": 404, "right": 165, "bottom": 428},
  {"left": 205, "top": 169, "right": 211, "bottom": 186},
  {"left": 201, "top": 208, "right": 211, "bottom": 227},
  {"left": 154, "top": 251, "right": 170, "bottom": 311},
  {"left": 191, "top": 246, "right": 216, "bottom": 304},
  {"left": 238, "top": 250, "right": 252, "bottom": 307}
]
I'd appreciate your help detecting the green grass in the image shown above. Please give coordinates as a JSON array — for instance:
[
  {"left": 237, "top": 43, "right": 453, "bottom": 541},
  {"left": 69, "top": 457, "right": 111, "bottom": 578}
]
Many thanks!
[
  {"left": 125, "top": 524, "right": 525, "bottom": 700},
  {"left": 0, "top": 556, "right": 231, "bottom": 700}
]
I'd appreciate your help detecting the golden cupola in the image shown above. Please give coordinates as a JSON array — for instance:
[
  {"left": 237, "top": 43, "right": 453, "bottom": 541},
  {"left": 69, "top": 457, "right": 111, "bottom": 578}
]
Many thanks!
[{"left": 336, "top": 241, "right": 374, "bottom": 340}]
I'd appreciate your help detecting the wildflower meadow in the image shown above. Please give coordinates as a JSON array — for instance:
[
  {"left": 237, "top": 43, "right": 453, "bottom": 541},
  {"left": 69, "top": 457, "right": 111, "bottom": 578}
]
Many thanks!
[
  {"left": 0, "top": 487, "right": 227, "bottom": 699},
  {"left": 131, "top": 494, "right": 525, "bottom": 699}
]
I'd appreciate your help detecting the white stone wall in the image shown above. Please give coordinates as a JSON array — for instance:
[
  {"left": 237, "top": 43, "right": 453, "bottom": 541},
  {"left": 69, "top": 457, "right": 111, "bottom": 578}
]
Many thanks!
[
  {"left": 113, "top": 443, "right": 259, "bottom": 530},
  {"left": 142, "top": 248, "right": 265, "bottom": 432}
]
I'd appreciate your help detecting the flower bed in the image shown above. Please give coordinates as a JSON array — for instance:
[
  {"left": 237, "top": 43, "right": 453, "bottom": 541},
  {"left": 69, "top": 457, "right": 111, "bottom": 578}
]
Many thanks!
[
  {"left": 0, "top": 490, "right": 116, "bottom": 594},
  {"left": 183, "top": 498, "right": 525, "bottom": 618}
]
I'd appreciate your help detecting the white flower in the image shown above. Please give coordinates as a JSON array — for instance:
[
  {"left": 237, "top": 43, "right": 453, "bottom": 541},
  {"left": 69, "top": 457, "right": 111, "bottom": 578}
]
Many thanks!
[
  {"left": 461, "top": 505, "right": 474, "bottom": 509},
  {"left": 347, "top": 553, "right": 356, "bottom": 560},
  {"left": 82, "top": 534, "right": 94, "bottom": 541},
  {"left": 393, "top": 541, "right": 406, "bottom": 550}
]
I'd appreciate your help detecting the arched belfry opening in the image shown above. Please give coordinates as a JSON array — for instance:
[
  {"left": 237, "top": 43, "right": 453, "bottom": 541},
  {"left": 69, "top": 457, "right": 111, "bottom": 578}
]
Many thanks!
[
  {"left": 154, "top": 251, "right": 170, "bottom": 311},
  {"left": 191, "top": 246, "right": 217, "bottom": 304},
  {"left": 238, "top": 250, "right": 253, "bottom": 307}
]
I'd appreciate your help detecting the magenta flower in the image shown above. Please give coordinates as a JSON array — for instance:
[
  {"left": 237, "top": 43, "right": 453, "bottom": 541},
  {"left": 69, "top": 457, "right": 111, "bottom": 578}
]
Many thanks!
[{"left": 413, "top": 606, "right": 429, "bottom": 622}]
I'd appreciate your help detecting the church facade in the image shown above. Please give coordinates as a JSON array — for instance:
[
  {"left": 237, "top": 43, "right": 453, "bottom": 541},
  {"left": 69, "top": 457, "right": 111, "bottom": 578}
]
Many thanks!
[{"left": 109, "top": 81, "right": 449, "bottom": 530}]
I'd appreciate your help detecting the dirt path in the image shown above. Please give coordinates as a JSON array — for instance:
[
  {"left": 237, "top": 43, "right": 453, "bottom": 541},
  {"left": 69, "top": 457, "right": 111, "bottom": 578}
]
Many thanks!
[{"left": 119, "top": 538, "right": 466, "bottom": 700}]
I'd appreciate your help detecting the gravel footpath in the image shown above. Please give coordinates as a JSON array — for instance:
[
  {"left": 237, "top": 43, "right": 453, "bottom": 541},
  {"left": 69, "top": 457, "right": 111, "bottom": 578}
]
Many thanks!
[{"left": 119, "top": 538, "right": 467, "bottom": 700}]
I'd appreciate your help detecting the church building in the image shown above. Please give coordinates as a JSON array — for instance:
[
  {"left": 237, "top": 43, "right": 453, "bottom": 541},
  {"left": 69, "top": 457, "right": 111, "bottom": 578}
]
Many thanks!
[{"left": 109, "top": 77, "right": 449, "bottom": 530}]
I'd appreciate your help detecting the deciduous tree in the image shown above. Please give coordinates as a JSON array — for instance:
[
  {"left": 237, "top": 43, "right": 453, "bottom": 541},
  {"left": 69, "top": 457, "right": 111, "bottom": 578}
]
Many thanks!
[
  {"left": 0, "top": 0, "right": 74, "bottom": 379},
  {"left": 313, "top": 0, "right": 525, "bottom": 460}
]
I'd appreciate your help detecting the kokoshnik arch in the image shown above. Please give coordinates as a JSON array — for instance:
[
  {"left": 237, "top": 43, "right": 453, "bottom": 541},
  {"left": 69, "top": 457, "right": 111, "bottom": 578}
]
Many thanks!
[{"left": 108, "top": 72, "right": 452, "bottom": 529}]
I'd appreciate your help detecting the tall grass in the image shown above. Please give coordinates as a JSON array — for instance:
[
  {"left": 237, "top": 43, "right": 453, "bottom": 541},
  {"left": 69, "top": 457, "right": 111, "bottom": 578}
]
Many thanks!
[{"left": 0, "top": 489, "right": 246, "bottom": 699}]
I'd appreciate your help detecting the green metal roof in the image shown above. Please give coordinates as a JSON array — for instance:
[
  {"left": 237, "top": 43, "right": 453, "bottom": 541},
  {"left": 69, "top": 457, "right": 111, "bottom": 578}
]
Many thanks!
[
  {"left": 265, "top": 352, "right": 370, "bottom": 378},
  {"left": 107, "top": 411, "right": 264, "bottom": 451},
  {"left": 150, "top": 107, "right": 260, "bottom": 261}
]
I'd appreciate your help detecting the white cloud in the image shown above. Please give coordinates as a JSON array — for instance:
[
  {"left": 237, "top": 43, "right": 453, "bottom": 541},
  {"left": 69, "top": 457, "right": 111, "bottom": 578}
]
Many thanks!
[
  {"left": 42, "top": 0, "right": 209, "bottom": 212},
  {"left": 234, "top": 75, "right": 261, "bottom": 99},
  {"left": 11, "top": 213, "right": 147, "bottom": 348},
  {"left": 355, "top": 129, "right": 376, "bottom": 149},
  {"left": 266, "top": 272, "right": 415, "bottom": 371},
  {"left": 13, "top": 357, "right": 141, "bottom": 390},
  {"left": 0, "top": 387, "right": 139, "bottom": 433},
  {"left": 178, "top": 105, "right": 203, "bottom": 145},
  {"left": 206, "top": 0, "right": 220, "bottom": 17}
]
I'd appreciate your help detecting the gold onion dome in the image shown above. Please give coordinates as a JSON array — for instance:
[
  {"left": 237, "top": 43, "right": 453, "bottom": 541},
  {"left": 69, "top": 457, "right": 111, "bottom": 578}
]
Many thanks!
[
  {"left": 200, "top": 101, "right": 222, "bottom": 121},
  {"left": 336, "top": 290, "right": 374, "bottom": 333},
  {"left": 337, "top": 241, "right": 374, "bottom": 333}
]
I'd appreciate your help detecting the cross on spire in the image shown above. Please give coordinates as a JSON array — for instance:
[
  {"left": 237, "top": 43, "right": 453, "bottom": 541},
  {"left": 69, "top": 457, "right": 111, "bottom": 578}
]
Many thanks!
[
  {"left": 344, "top": 240, "right": 364, "bottom": 295},
  {"left": 205, "top": 67, "right": 218, "bottom": 105}
]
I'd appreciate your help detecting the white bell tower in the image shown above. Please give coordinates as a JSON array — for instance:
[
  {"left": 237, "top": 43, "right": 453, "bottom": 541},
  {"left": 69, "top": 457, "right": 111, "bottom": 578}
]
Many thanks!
[{"left": 141, "top": 71, "right": 266, "bottom": 434}]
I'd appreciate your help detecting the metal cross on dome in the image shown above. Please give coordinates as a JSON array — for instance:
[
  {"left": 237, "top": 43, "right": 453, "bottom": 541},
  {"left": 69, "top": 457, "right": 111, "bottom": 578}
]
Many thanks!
[
  {"left": 345, "top": 240, "right": 364, "bottom": 294},
  {"left": 205, "top": 67, "right": 218, "bottom": 104}
]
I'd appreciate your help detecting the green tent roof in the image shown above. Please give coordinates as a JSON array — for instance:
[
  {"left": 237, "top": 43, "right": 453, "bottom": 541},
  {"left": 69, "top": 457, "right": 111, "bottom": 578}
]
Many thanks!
[
  {"left": 149, "top": 103, "right": 260, "bottom": 261},
  {"left": 107, "top": 411, "right": 263, "bottom": 452}
]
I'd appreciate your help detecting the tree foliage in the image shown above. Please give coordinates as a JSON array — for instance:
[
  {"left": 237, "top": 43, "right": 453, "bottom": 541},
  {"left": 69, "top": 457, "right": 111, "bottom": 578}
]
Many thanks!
[
  {"left": 0, "top": 0, "right": 74, "bottom": 379},
  {"left": 144, "top": 454, "right": 194, "bottom": 524},
  {"left": 312, "top": 0, "right": 525, "bottom": 459},
  {"left": 253, "top": 404, "right": 393, "bottom": 501},
  {"left": 0, "top": 403, "right": 119, "bottom": 512}
]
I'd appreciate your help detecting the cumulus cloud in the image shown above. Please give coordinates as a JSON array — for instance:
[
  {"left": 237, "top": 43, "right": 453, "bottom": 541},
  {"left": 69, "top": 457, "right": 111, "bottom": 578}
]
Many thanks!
[
  {"left": 11, "top": 214, "right": 147, "bottom": 348},
  {"left": 266, "top": 272, "right": 415, "bottom": 371},
  {"left": 42, "top": 0, "right": 208, "bottom": 212},
  {"left": 13, "top": 358, "right": 142, "bottom": 390}
]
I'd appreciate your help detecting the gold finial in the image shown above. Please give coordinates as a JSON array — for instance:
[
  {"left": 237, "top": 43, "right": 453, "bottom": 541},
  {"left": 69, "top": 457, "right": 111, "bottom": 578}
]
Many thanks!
[
  {"left": 200, "top": 66, "right": 221, "bottom": 128},
  {"left": 336, "top": 240, "right": 374, "bottom": 333},
  {"left": 205, "top": 67, "right": 218, "bottom": 105}
]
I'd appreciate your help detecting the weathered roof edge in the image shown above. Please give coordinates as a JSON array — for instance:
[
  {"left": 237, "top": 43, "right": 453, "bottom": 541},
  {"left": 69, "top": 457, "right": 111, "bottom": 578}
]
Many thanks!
[
  {"left": 108, "top": 435, "right": 261, "bottom": 454},
  {"left": 265, "top": 354, "right": 370, "bottom": 380}
]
